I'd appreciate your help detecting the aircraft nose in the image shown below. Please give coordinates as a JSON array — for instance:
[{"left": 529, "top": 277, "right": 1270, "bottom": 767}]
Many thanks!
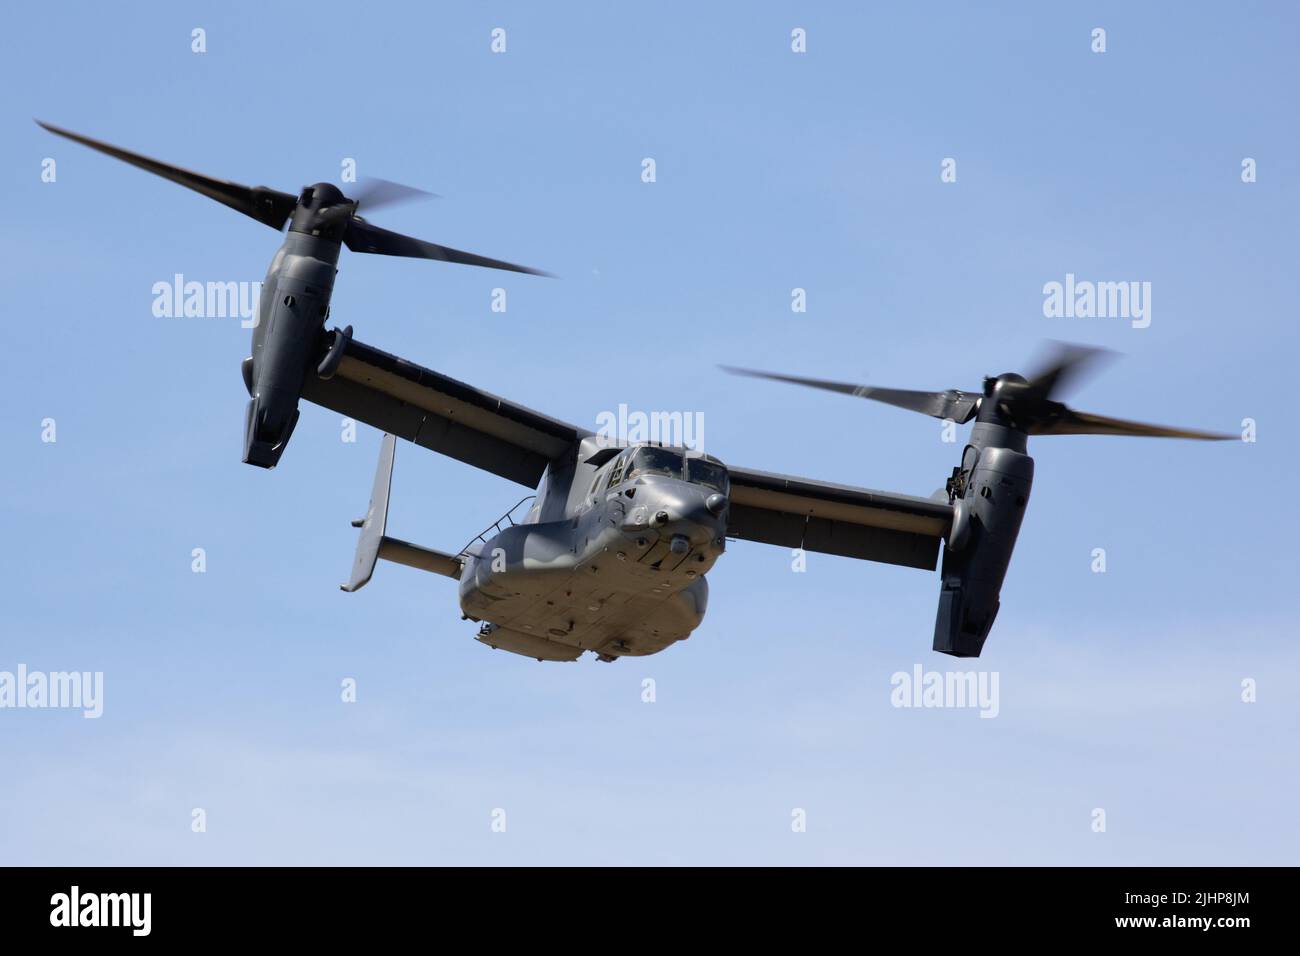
[{"left": 647, "top": 488, "right": 725, "bottom": 540}]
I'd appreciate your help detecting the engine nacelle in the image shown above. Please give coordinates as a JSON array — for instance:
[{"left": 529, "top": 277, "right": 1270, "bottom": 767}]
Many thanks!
[
  {"left": 933, "top": 425, "right": 1034, "bottom": 657},
  {"left": 241, "top": 232, "right": 339, "bottom": 468}
]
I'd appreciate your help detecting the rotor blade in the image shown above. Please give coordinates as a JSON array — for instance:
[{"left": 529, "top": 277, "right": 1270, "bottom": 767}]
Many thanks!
[
  {"left": 1025, "top": 342, "right": 1115, "bottom": 400},
  {"left": 36, "top": 120, "right": 297, "bottom": 230},
  {"left": 351, "top": 177, "right": 438, "bottom": 213},
  {"left": 1030, "top": 407, "right": 1234, "bottom": 440},
  {"left": 342, "top": 218, "right": 549, "bottom": 275},
  {"left": 719, "top": 366, "right": 979, "bottom": 422}
]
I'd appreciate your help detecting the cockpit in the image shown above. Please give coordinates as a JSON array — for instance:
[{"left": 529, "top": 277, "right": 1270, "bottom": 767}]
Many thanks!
[{"left": 592, "top": 446, "right": 729, "bottom": 495}]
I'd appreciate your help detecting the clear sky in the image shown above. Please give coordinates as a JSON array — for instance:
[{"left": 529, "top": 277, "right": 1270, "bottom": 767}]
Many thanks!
[{"left": 2, "top": 1, "right": 1297, "bottom": 864}]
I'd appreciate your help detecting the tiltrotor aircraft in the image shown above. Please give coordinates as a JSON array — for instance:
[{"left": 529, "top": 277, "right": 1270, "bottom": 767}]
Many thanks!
[{"left": 39, "top": 122, "right": 1232, "bottom": 661}]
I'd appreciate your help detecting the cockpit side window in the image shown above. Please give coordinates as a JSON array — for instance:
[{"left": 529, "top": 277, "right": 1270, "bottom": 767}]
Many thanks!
[
  {"left": 624, "top": 447, "right": 683, "bottom": 482},
  {"left": 687, "top": 456, "right": 729, "bottom": 492},
  {"left": 605, "top": 451, "right": 627, "bottom": 490}
]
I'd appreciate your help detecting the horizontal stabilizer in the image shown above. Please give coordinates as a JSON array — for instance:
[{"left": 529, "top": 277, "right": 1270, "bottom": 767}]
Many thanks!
[{"left": 376, "top": 537, "right": 461, "bottom": 579}]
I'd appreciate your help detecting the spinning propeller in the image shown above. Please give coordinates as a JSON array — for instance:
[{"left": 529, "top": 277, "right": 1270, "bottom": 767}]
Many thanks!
[
  {"left": 722, "top": 343, "right": 1232, "bottom": 440},
  {"left": 36, "top": 120, "right": 545, "bottom": 276}
]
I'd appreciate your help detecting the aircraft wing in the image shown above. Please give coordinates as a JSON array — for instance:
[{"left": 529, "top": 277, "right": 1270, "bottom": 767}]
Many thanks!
[
  {"left": 301, "top": 336, "right": 591, "bottom": 487},
  {"left": 299, "top": 334, "right": 951, "bottom": 568},
  {"left": 725, "top": 466, "right": 953, "bottom": 571}
]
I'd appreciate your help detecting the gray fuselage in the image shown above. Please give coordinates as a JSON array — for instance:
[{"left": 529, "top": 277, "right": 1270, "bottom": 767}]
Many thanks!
[{"left": 459, "top": 438, "right": 729, "bottom": 661}]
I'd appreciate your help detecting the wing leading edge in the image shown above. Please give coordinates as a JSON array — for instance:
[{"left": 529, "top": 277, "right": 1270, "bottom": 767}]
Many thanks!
[
  {"left": 725, "top": 466, "right": 953, "bottom": 571},
  {"left": 302, "top": 336, "right": 591, "bottom": 487}
]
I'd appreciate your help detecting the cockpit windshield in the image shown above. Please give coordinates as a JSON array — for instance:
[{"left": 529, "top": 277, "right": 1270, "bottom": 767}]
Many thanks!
[
  {"left": 686, "top": 456, "right": 729, "bottom": 492},
  {"left": 623, "top": 446, "right": 683, "bottom": 481},
  {"left": 619, "top": 447, "right": 729, "bottom": 491}
]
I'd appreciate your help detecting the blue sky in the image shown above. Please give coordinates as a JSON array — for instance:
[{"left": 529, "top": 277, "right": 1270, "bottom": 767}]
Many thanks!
[{"left": 2, "top": 1, "right": 1297, "bottom": 864}]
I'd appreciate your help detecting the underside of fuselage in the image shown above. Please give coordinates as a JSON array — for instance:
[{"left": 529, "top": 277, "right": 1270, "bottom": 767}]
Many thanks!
[{"left": 459, "top": 487, "right": 723, "bottom": 661}]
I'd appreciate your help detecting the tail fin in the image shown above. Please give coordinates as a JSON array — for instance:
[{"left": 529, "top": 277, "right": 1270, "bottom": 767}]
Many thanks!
[{"left": 341, "top": 433, "right": 462, "bottom": 591}]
